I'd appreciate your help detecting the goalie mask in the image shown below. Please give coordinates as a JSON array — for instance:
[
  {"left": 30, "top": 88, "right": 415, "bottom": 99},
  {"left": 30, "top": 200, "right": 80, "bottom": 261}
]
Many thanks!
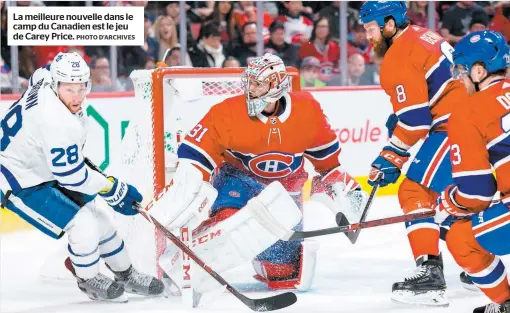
[{"left": 242, "top": 53, "right": 290, "bottom": 116}]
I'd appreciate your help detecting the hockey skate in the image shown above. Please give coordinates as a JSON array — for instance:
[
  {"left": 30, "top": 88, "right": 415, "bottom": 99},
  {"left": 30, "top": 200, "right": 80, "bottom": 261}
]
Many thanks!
[
  {"left": 473, "top": 300, "right": 510, "bottom": 313},
  {"left": 108, "top": 264, "right": 165, "bottom": 297},
  {"left": 460, "top": 271, "right": 479, "bottom": 291},
  {"left": 65, "top": 257, "right": 127, "bottom": 303},
  {"left": 391, "top": 255, "right": 448, "bottom": 307}
]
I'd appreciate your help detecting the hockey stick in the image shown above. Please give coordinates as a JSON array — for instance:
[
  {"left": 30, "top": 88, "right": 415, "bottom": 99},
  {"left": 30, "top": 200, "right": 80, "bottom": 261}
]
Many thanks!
[
  {"left": 286, "top": 210, "right": 435, "bottom": 240},
  {"left": 84, "top": 158, "right": 298, "bottom": 312},
  {"left": 336, "top": 174, "right": 382, "bottom": 244}
]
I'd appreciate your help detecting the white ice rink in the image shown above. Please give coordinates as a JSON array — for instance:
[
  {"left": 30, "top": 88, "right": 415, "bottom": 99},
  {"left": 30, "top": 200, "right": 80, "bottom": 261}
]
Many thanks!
[{"left": 0, "top": 196, "right": 502, "bottom": 313}]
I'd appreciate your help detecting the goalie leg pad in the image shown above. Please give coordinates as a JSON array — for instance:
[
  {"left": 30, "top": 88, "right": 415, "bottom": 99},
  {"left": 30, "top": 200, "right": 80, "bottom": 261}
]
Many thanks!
[
  {"left": 252, "top": 240, "right": 319, "bottom": 291},
  {"left": 158, "top": 181, "right": 302, "bottom": 293},
  {"left": 149, "top": 161, "right": 217, "bottom": 229}
]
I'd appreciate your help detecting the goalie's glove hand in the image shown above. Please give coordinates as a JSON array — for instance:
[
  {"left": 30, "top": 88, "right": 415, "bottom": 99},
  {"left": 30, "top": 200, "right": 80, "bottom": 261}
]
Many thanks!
[
  {"left": 100, "top": 177, "right": 143, "bottom": 216},
  {"left": 311, "top": 167, "right": 367, "bottom": 219},
  {"left": 433, "top": 185, "right": 471, "bottom": 226},
  {"left": 311, "top": 166, "right": 361, "bottom": 198},
  {"left": 369, "top": 145, "right": 410, "bottom": 187}
]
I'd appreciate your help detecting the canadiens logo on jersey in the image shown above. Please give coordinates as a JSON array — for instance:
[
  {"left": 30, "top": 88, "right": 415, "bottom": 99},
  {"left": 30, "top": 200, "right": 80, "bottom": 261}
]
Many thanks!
[{"left": 243, "top": 152, "right": 302, "bottom": 179}]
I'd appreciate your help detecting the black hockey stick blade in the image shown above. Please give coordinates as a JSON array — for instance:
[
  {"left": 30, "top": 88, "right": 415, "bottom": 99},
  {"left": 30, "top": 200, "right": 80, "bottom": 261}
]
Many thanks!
[
  {"left": 239, "top": 291, "right": 297, "bottom": 312},
  {"left": 336, "top": 174, "right": 383, "bottom": 244}
]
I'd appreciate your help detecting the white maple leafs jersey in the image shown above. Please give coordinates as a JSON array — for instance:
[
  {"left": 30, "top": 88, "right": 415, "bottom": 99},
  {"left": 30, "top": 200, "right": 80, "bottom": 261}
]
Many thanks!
[{"left": 0, "top": 67, "right": 111, "bottom": 195}]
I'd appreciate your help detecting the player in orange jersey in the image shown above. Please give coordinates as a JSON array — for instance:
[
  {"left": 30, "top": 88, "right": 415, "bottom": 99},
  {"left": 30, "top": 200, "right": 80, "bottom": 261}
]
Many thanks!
[
  {"left": 149, "top": 53, "right": 367, "bottom": 294},
  {"left": 359, "top": 1, "right": 470, "bottom": 306},
  {"left": 432, "top": 30, "right": 510, "bottom": 313}
]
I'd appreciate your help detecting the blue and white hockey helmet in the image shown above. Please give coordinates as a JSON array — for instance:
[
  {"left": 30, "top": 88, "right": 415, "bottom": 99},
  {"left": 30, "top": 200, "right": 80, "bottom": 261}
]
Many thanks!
[
  {"left": 50, "top": 52, "right": 91, "bottom": 95},
  {"left": 359, "top": 1, "right": 408, "bottom": 28},
  {"left": 452, "top": 30, "right": 510, "bottom": 78}
]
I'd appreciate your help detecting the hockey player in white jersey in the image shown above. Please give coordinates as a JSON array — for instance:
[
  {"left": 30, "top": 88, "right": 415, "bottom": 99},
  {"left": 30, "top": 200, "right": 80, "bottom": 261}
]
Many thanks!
[{"left": 0, "top": 52, "right": 164, "bottom": 302}]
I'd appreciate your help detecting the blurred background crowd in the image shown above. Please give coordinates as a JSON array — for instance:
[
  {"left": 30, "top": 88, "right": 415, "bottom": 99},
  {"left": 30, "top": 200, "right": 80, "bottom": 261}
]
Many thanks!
[{"left": 1, "top": 0, "right": 509, "bottom": 94}]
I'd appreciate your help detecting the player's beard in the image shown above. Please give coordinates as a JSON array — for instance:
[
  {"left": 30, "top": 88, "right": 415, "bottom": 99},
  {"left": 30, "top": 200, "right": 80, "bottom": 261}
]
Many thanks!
[
  {"left": 372, "top": 29, "right": 397, "bottom": 58},
  {"left": 372, "top": 39, "right": 389, "bottom": 58}
]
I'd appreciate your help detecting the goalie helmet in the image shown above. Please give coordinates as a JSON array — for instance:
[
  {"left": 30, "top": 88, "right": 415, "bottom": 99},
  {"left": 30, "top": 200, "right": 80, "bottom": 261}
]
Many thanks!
[
  {"left": 241, "top": 53, "right": 290, "bottom": 116},
  {"left": 50, "top": 52, "right": 91, "bottom": 97}
]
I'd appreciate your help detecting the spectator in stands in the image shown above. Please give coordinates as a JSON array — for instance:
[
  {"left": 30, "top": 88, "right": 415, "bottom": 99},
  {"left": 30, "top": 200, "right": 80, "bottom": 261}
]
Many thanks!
[
  {"left": 230, "top": 22, "right": 259, "bottom": 67},
  {"left": 317, "top": 1, "right": 359, "bottom": 43},
  {"left": 233, "top": 1, "right": 274, "bottom": 31},
  {"left": 468, "top": 11, "right": 490, "bottom": 33},
  {"left": 345, "top": 53, "right": 372, "bottom": 86},
  {"left": 165, "top": 1, "right": 196, "bottom": 47},
  {"left": 347, "top": 22, "right": 373, "bottom": 64},
  {"left": 143, "top": 11, "right": 159, "bottom": 61},
  {"left": 440, "top": 1, "right": 488, "bottom": 45},
  {"left": 299, "top": 17, "right": 339, "bottom": 82},
  {"left": 164, "top": 46, "right": 182, "bottom": 67},
  {"left": 89, "top": 57, "right": 125, "bottom": 92},
  {"left": 188, "top": 22, "right": 226, "bottom": 68},
  {"left": 490, "top": 2, "right": 510, "bottom": 43},
  {"left": 366, "top": 54, "right": 383, "bottom": 85},
  {"left": 222, "top": 56, "right": 241, "bottom": 68},
  {"left": 204, "top": 1, "right": 238, "bottom": 49},
  {"left": 155, "top": 15, "right": 178, "bottom": 62},
  {"left": 264, "top": 21, "right": 299, "bottom": 68},
  {"left": 144, "top": 56, "right": 155, "bottom": 70},
  {"left": 187, "top": 1, "right": 214, "bottom": 21},
  {"left": 406, "top": 1, "right": 439, "bottom": 30},
  {"left": 276, "top": 1, "right": 313, "bottom": 45},
  {"left": 300, "top": 56, "right": 326, "bottom": 88}
]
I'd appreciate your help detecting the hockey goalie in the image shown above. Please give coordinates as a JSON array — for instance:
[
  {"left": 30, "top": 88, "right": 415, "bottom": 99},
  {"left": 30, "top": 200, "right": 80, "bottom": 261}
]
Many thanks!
[{"left": 149, "top": 53, "right": 368, "bottom": 295}]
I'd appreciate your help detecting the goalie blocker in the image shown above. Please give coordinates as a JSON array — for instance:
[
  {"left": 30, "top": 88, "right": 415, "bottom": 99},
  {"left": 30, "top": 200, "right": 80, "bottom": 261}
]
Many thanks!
[{"left": 150, "top": 162, "right": 319, "bottom": 293}]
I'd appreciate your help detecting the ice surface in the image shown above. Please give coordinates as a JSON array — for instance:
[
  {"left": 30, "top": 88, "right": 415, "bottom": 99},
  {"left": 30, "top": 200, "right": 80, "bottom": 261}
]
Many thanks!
[{"left": 0, "top": 196, "right": 502, "bottom": 313}]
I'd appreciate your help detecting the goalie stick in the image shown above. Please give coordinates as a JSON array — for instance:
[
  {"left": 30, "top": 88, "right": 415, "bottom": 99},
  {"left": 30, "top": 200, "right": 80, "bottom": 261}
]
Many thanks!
[
  {"left": 84, "top": 158, "right": 298, "bottom": 312},
  {"left": 336, "top": 174, "right": 382, "bottom": 244},
  {"left": 286, "top": 210, "right": 435, "bottom": 240}
]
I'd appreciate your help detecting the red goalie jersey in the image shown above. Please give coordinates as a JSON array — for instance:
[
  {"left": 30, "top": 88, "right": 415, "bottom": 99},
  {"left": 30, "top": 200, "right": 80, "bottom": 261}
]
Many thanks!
[
  {"left": 177, "top": 91, "right": 341, "bottom": 193},
  {"left": 448, "top": 79, "right": 510, "bottom": 212}
]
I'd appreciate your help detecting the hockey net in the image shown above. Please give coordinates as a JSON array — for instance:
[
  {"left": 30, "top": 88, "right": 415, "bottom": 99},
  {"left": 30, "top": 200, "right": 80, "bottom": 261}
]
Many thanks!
[{"left": 110, "top": 67, "right": 301, "bottom": 279}]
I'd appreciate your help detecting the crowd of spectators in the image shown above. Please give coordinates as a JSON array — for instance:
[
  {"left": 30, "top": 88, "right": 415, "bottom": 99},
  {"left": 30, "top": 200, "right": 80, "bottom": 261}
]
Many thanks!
[{"left": 1, "top": 1, "right": 509, "bottom": 94}]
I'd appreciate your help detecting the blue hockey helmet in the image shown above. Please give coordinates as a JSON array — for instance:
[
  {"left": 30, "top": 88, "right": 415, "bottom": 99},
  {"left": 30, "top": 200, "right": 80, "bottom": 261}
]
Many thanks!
[
  {"left": 452, "top": 30, "right": 510, "bottom": 77},
  {"left": 359, "top": 1, "right": 408, "bottom": 28}
]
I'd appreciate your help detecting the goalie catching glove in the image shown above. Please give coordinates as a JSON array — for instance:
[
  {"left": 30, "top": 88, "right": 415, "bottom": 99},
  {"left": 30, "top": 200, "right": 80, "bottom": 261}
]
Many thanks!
[
  {"left": 99, "top": 177, "right": 143, "bottom": 216},
  {"left": 310, "top": 166, "right": 368, "bottom": 222}
]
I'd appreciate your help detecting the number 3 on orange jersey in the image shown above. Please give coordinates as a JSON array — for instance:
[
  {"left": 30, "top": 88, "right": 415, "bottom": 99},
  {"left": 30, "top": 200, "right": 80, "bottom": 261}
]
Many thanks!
[
  {"left": 451, "top": 143, "right": 462, "bottom": 165},
  {"left": 189, "top": 124, "right": 209, "bottom": 142}
]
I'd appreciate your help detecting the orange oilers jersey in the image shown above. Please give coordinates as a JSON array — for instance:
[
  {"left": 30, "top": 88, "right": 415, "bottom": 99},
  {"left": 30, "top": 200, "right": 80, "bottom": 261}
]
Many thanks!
[
  {"left": 177, "top": 91, "right": 341, "bottom": 193},
  {"left": 379, "top": 25, "right": 466, "bottom": 149},
  {"left": 448, "top": 79, "right": 510, "bottom": 213}
]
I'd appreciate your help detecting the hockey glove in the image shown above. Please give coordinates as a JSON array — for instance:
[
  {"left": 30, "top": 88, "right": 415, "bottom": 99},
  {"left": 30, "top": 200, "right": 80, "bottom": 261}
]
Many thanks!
[
  {"left": 100, "top": 177, "right": 143, "bottom": 216},
  {"left": 368, "top": 145, "right": 410, "bottom": 187},
  {"left": 385, "top": 113, "right": 399, "bottom": 138},
  {"left": 311, "top": 166, "right": 367, "bottom": 221},
  {"left": 433, "top": 185, "right": 471, "bottom": 226}
]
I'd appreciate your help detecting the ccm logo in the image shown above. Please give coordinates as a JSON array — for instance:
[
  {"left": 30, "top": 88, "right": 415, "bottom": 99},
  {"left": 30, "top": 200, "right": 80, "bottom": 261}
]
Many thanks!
[
  {"left": 192, "top": 229, "right": 222, "bottom": 247},
  {"left": 382, "top": 153, "right": 405, "bottom": 166}
]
